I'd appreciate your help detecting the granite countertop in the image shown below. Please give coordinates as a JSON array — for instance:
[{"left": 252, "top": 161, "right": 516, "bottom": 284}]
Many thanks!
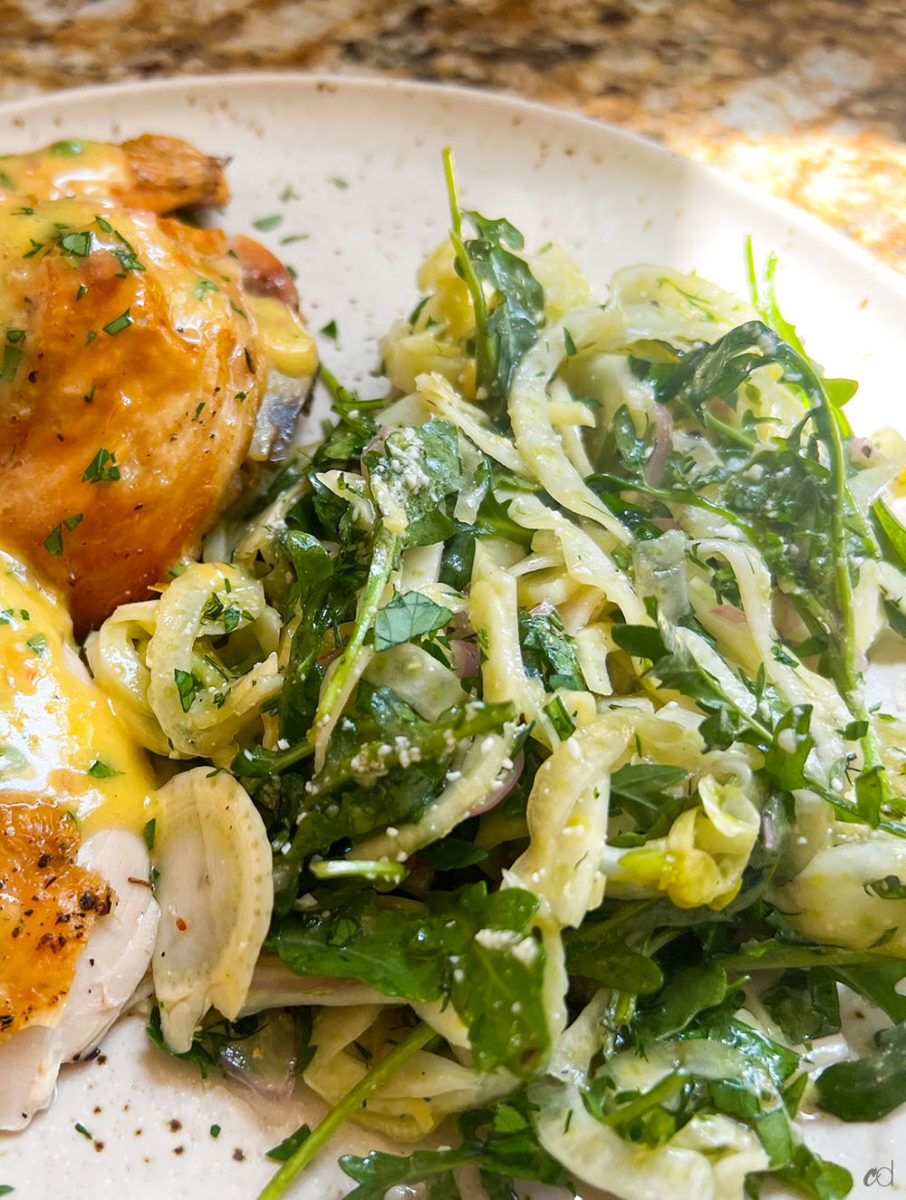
[{"left": 2, "top": 0, "right": 905, "bottom": 272}]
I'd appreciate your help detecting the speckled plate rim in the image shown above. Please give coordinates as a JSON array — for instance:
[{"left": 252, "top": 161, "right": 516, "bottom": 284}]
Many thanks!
[
  {"left": 0, "top": 70, "right": 902, "bottom": 1200},
  {"left": 1, "top": 70, "right": 905, "bottom": 292}
]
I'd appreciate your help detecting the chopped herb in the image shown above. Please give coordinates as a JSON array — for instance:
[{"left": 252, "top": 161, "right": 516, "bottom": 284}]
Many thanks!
[
  {"left": 563, "top": 327, "right": 577, "bottom": 355},
  {"left": 103, "top": 309, "right": 132, "bottom": 337},
  {"left": 230, "top": 300, "right": 248, "bottom": 320},
  {"left": 84, "top": 384, "right": 96, "bottom": 404},
  {"left": 174, "top": 669, "right": 200, "bottom": 713},
  {"left": 329, "top": 176, "right": 350, "bottom": 189},
  {"left": 235, "top": 391, "right": 247, "bottom": 401},
  {"left": 59, "top": 231, "right": 92, "bottom": 257},
  {"left": 82, "top": 447, "right": 120, "bottom": 483},
  {"left": 319, "top": 319, "right": 339, "bottom": 340},
  {"left": 0, "top": 170, "right": 15, "bottom": 189},
  {"left": 194, "top": 278, "right": 220, "bottom": 300},
  {"left": 95, "top": 216, "right": 113, "bottom": 233},
  {"left": 22, "top": 239, "right": 44, "bottom": 258},
  {"left": 142, "top": 818, "right": 156, "bottom": 850},
  {"left": 192, "top": 402, "right": 205, "bottom": 421},
  {"left": 76, "top": 283, "right": 88, "bottom": 301},
  {"left": 50, "top": 139, "right": 84, "bottom": 156},
  {"left": 88, "top": 759, "right": 121, "bottom": 779},
  {"left": 253, "top": 214, "right": 283, "bottom": 232},
  {"left": 43, "top": 513, "right": 82, "bottom": 555},
  {"left": 26, "top": 634, "right": 47, "bottom": 655},
  {"left": 85, "top": 329, "right": 97, "bottom": 346},
  {"left": 209, "top": 1124, "right": 221, "bottom": 1139},
  {"left": 280, "top": 232, "right": 310, "bottom": 244},
  {"left": 280, "top": 184, "right": 300, "bottom": 202},
  {"left": 74, "top": 1122, "right": 92, "bottom": 1139},
  {"left": 0, "top": 343, "right": 22, "bottom": 383}
]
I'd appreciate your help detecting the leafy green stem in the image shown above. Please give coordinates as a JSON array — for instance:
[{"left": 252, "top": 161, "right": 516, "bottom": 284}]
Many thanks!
[
  {"left": 313, "top": 523, "right": 398, "bottom": 730},
  {"left": 255, "top": 1022, "right": 436, "bottom": 1200}
]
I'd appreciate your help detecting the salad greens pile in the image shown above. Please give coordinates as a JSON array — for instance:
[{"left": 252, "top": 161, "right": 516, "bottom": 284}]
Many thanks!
[{"left": 103, "top": 156, "right": 906, "bottom": 1200}]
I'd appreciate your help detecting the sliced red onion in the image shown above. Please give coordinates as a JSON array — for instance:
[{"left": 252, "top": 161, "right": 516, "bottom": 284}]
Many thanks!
[
  {"left": 530, "top": 599, "right": 556, "bottom": 617},
  {"left": 361, "top": 424, "right": 393, "bottom": 466},
  {"left": 449, "top": 638, "right": 480, "bottom": 679},
  {"left": 469, "top": 751, "right": 524, "bottom": 817},
  {"left": 710, "top": 604, "right": 748, "bottom": 626},
  {"left": 646, "top": 403, "right": 674, "bottom": 487},
  {"left": 219, "top": 1008, "right": 298, "bottom": 1103}
]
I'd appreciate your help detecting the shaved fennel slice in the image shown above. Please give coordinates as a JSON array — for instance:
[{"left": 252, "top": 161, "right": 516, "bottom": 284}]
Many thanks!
[
  {"left": 349, "top": 730, "right": 516, "bottom": 863},
  {"left": 530, "top": 1078, "right": 767, "bottom": 1200},
  {"left": 151, "top": 767, "right": 273, "bottom": 1053},
  {"left": 508, "top": 713, "right": 632, "bottom": 928},
  {"left": 509, "top": 305, "right": 630, "bottom": 545}
]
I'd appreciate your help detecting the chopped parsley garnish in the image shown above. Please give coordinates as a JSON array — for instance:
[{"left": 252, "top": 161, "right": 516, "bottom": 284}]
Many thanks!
[
  {"left": 85, "top": 329, "right": 97, "bottom": 346},
  {"left": 319, "top": 319, "right": 338, "bottom": 340},
  {"left": 76, "top": 283, "right": 88, "bottom": 301},
  {"left": 194, "top": 278, "right": 220, "bottom": 300},
  {"left": 280, "top": 232, "right": 310, "bottom": 244},
  {"left": 279, "top": 184, "right": 299, "bottom": 202},
  {"left": 253, "top": 214, "right": 283, "bottom": 232},
  {"left": 209, "top": 1124, "right": 221, "bottom": 1139},
  {"left": 25, "top": 634, "right": 47, "bottom": 655},
  {"left": 329, "top": 176, "right": 350, "bottom": 190},
  {"left": 103, "top": 309, "right": 132, "bottom": 336},
  {"left": 192, "top": 402, "right": 205, "bottom": 421},
  {"left": 88, "top": 759, "right": 121, "bottom": 779},
  {"left": 22, "top": 239, "right": 44, "bottom": 259},
  {"left": 0, "top": 335, "right": 23, "bottom": 383},
  {"left": 95, "top": 215, "right": 113, "bottom": 233},
  {"left": 73, "top": 1122, "right": 92, "bottom": 1139},
  {"left": 229, "top": 300, "right": 248, "bottom": 320},
  {"left": 82, "top": 447, "right": 120, "bottom": 483},
  {"left": 0, "top": 170, "right": 15, "bottom": 189},
  {"left": 174, "top": 668, "right": 200, "bottom": 713},
  {"left": 142, "top": 818, "right": 156, "bottom": 850},
  {"left": 59, "top": 231, "right": 92, "bottom": 257},
  {"left": 42, "top": 513, "right": 83, "bottom": 555},
  {"left": 50, "top": 140, "right": 84, "bottom": 156}
]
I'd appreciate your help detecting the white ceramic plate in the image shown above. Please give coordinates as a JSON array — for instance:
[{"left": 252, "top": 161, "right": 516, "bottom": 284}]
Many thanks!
[{"left": 1, "top": 73, "right": 904, "bottom": 1200}]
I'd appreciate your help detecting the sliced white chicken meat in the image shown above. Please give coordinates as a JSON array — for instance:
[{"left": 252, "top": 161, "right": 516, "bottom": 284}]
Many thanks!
[{"left": 0, "top": 830, "right": 159, "bottom": 1131}]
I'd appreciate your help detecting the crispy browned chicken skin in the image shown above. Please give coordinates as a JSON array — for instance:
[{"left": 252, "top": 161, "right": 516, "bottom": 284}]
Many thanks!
[{"left": 0, "top": 135, "right": 315, "bottom": 632}]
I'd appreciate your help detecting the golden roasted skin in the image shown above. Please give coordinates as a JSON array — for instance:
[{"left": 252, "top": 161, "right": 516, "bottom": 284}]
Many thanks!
[{"left": 0, "top": 138, "right": 315, "bottom": 633}]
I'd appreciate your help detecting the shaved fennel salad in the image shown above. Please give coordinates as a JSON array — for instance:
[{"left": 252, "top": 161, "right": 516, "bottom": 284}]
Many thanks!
[{"left": 88, "top": 154, "right": 906, "bottom": 1200}]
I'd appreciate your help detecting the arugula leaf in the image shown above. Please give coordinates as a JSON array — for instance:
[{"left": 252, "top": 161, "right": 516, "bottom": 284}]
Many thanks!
[
  {"left": 745, "top": 1142, "right": 852, "bottom": 1200},
  {"left": 761, "top": 968, "right": 841, "bottom": 1044},
  {"left": 637, "top": 961, "right": 730, "bottom": 1039},
  {"left": 373, "top": 591, "right": 453, "bottom": 651},
  {"left": 518, "top": 609, "right": 583, "bottom": 691},
  {"left": 816, "top": 1020, "right": 906, "bottom": 1122},
  {"left": 270, "top": 882, "right": 547, "bottom": 1075},
  {"left": 564, "top": 929, "right": 664, "bottom": 995},
  {"left": 443, "top": 151, "right": 544, "bottom": 427},
  {"left": 340, "top": 1093, "right": 571, "bottom": 1200}
]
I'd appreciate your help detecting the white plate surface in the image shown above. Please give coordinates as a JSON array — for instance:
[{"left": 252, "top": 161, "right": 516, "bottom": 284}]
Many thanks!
[{"left": 0, "top": 73, "right": 905, "bottom": 1200}]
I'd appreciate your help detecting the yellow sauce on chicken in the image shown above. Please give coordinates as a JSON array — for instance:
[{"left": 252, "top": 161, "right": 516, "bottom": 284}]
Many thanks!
[{"left": 0, "top": 546, "right": 156, "bottom": 834}]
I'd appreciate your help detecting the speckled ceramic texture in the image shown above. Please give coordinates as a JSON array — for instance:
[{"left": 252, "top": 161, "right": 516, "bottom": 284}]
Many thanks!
[{"left": 0, "top": 74, "right": 904, "bottom": 1200}]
